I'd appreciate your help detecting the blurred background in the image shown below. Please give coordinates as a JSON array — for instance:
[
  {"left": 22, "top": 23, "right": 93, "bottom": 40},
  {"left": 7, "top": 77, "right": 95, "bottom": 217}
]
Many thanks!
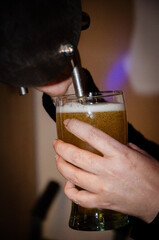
[{"left": 0, "top": 0, "right": 159, "bottom": 239}]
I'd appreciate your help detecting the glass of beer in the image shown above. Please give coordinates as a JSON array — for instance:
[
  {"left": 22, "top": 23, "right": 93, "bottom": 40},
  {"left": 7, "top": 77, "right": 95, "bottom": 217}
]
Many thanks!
[{"left": 54, "top": 91, "right": 129, "bottom": 231}]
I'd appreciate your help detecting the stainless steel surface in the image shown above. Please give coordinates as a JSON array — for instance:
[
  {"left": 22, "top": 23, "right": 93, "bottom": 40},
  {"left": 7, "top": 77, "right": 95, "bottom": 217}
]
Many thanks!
[
  {"left": 59, "top": 44, "right": 84, "bottom": 98},
  {"left": 19, "top": 87, "right": 28, "bottom": 96}
]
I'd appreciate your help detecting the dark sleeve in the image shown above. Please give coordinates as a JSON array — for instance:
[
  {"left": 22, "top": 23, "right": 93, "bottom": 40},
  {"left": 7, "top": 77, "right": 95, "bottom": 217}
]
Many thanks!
[
  {"left": 129, "top": 214, "right": 159, "bottom": 240},
  {"left": 127, "top": 124, "right": 159, "bottom": 239},
  {"left": 42, "top": 93, "right": 56, "bottom": 122},
  {"left": 128, "top": 124, "right": 159, "bottom": 161}
]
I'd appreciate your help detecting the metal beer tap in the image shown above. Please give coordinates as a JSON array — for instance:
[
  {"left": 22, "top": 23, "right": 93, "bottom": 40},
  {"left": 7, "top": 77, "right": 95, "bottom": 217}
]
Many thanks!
[{"left": 59, "top": 44, "right": 85, "bottom": 98}]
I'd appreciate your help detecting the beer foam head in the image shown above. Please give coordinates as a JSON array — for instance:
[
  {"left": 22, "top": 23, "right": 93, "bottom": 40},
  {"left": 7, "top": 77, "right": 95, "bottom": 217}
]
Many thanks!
[{"left": 56, "top": 102, "right": 125, "bottom": 113}]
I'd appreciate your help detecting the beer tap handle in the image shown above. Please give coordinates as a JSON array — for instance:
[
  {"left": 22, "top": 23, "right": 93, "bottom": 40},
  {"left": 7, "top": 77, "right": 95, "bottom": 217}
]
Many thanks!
[
  {"left": 71, "top": 52, "right": 85, "bottom": 98},
  {"left": 59, "top": 44, "right": 84, "bottom": 98}
]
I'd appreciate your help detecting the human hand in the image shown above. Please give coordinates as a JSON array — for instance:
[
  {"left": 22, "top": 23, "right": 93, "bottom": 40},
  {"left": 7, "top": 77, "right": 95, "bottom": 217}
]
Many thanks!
[
  {"left": 53, "top": 119, "right": 159, "bottom": 223},
  {"left": 36, "top": 77, "right": 72, "bottom": 97}
]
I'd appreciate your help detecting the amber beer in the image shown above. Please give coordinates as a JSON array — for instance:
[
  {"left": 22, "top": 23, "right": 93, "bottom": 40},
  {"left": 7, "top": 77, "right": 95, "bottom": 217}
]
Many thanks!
[{"left": 55, "top": 91, "right": 129, "bottom": 231}]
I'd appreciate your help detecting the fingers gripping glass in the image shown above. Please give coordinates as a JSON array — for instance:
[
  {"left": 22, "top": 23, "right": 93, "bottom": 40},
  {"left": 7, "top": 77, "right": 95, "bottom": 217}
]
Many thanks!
[{"left": 54, "top": 91, "right": 129, "bottom": 231}]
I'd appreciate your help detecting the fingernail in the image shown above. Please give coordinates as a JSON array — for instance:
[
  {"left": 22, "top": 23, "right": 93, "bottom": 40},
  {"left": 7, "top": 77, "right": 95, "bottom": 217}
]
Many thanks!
[{"left": 64, "top": 119, "right": 71, "bottom": 127}]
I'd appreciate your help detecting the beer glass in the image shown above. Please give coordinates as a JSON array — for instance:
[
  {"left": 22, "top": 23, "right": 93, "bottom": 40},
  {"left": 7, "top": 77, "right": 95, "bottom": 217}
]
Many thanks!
[{"left": 54, "top": 91, "right": 129, "bottom": 231}]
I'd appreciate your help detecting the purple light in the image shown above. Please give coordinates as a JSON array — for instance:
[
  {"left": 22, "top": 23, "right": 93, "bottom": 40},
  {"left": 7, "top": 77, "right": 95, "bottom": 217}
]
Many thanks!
[{"left": 103, "top": 54, "right": 129, "bottom": 90}]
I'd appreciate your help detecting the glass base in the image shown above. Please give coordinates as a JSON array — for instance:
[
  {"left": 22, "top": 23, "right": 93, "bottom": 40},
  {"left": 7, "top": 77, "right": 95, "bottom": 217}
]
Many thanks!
[{"left": 69, "top": 203, "right": 129, "bottom": 231}]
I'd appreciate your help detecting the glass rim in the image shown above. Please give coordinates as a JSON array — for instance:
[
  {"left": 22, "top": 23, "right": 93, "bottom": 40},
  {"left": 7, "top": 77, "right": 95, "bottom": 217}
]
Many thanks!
[{"left": 53, "top": 90, "right": 123, "bottom": 100}]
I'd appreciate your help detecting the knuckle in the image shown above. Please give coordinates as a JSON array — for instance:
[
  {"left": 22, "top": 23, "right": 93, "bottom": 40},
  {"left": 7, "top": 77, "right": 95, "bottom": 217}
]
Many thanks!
[
  {"left": 64, "top": 187, "right": 75, "bottom": 203},
  {"left": 71, "top": 148, "right": 83, "bottom": 164},
  {"left": 88, "top": 126, "right": 98, "bottom": 140},
  {"left": 64, "top": 185, "right": 69, "bottom": 197},
  {"left": 73, "top": 173, "right": 80, "bottom": 186},
  {"left": 97, "top": 183, "right": 108, "bottom": 197},
  {"left": 76, "top": 192, "right": 86, "bottom": 207},
  {"left": 55, "top": 157, "right": 63, "bottom": 172},
  {"left": 69, "top": 170, "right": 80, "bottom": 186},
  {"left": 71, "top": 149, "right": 80, "bottom": 162}
]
